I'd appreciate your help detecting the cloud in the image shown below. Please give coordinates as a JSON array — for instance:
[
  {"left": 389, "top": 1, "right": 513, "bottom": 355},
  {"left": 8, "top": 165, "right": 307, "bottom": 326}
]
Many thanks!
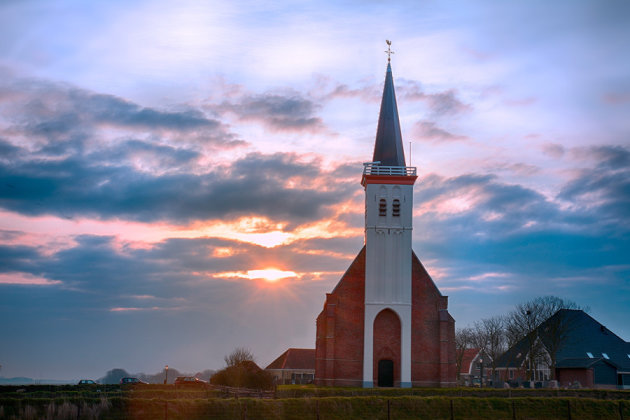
[
  {"left": 398, "top": 83, "right": 471, "bottom": 116},
  {"left": 0, "top": 272, "right": 61, "bottom": 285},
  {"left": 541, "top": 143, "right": 566, "bottom": 159},
  {"left": 503, "top": 97, "right": 537, "bottom": 107},
  {"left": 0, "top": 78, "right": 220, "bottom": 132},
  {"left": 413, "top": 120, "right": 468, "bottom": 142},
  {"left": 0, "top": 231, "right": 344, "bottom": 374},
  {"left": 559, "top": 145, "right": 630, "bottom": 226},
  {"left": 216, "top": 92, "right": 324, "bottom": 132},
  {"left": 94, "top": 139, "right": 201, "bottom": 171},
  {"left": 602, "top": 92, "right": 630, "bottom": 105},
  {"left": 0, "top": 139, "right": 22, "bottom": 160},
  {"left": 320, "top": 83, "right": 380, "bottom": 102},
  {"left": 0, "top": 150, "right": 354, "bottom": 225},
  {"left": 0, "top": 230, "right": 354, "bottom": 302},
  {"left": 320, "top": 79, "right": 470, "bottom": 116},
  {"left": 412, "top": 149, "right": 630, "bottom": 298},
  {"left": 0, "top": 74, "right": 243, "bottom": 155}
]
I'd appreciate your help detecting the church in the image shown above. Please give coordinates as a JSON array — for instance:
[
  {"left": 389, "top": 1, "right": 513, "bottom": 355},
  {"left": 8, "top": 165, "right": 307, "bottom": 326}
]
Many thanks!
[{"left": 313, "top": 55, "right": 457, "bottom": 387}]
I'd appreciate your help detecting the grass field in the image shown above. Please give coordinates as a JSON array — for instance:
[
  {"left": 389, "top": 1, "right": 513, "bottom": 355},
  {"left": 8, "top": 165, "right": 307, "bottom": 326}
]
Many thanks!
[{"left": 1, "top": 385, "right": 629, "bottom": 419}]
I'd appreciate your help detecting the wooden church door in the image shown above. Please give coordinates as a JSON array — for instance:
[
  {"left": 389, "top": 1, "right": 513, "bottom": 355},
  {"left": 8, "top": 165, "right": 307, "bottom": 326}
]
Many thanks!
[{"left": 378, "top": 359, "right": 394, "bottom": 387}]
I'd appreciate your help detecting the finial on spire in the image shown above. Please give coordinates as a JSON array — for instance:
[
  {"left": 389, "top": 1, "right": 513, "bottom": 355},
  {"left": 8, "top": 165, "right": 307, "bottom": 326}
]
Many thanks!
[{"left": 385, "top": 40, "right": 394, "bottom": 62}]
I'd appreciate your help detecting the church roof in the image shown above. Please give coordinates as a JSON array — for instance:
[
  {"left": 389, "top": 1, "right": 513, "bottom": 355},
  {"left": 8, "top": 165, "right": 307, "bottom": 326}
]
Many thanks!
[
  {"left": 372, "top": 62, "right": 406, "bottom": 166},
  {"left": 265, "top": 348, "right": 315, "bottom": 370}
]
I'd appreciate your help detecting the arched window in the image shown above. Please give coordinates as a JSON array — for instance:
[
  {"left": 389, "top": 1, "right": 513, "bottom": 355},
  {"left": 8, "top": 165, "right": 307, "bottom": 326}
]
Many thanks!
[
  {"left": 392, "top": 199, "right": 400, "bottom": 217},
  {"left": 379, "top": 199, "right": 387, "bottom": 216}
]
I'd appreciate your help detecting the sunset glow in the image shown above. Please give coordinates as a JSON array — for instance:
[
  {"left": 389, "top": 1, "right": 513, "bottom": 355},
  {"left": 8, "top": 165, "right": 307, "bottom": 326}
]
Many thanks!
[
  {"left": 247, "top": 269, "right": 298, "bottom": 282},
  {"left": 1, "top": 0, "right": 628, "bottom": 381}
]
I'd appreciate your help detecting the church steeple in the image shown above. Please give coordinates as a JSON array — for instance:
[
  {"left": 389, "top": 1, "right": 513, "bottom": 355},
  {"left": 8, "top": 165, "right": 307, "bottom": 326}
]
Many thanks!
[{"left": 372, "top": 61, "right": 406, "bottom": 167}]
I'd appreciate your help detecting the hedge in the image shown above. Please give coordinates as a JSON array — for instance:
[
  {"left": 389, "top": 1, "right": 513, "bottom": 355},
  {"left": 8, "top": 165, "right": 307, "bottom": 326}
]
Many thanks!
[{"left": 1, "top": 396, "right": 629, "bottom": 420}]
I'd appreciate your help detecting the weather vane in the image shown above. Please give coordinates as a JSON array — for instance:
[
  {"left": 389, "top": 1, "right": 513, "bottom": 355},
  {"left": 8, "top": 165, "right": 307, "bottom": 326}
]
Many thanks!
[{"left": 385, "top": 40, "right": 394, "bottom": 62}]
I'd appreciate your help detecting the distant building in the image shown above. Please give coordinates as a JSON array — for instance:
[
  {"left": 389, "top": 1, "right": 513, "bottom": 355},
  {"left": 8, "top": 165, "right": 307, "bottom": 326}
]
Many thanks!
[
  {"left": 314, "top": 55, "right": 456, "bottom": 388},
  {"left": 495, "top": 309, "right": 630, "bottom": 389},
  {"left": 459, "top": 348, "right": 492, "bottom": 386},
  {"left": 265, "top": 348, "right": 315, "bottom": 385}
]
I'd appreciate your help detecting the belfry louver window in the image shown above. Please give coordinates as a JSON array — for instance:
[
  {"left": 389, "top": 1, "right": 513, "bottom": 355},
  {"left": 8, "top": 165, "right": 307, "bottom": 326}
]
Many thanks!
[
  {"left": 392, "top": 199, "right": 400, "bottom": 217},
  {"left": 379, "top": 199, "right": 387, "bottom": 216}
]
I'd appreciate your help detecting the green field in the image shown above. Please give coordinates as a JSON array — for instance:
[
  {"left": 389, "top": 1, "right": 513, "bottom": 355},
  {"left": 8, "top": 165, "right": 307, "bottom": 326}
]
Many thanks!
[{"left": 1, "top": 385, "right": 629, "bottom": 419}]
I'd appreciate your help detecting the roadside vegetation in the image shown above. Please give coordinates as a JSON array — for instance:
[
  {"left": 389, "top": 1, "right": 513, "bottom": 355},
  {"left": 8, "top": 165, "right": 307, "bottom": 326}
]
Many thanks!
[{"left": 1, "top": 385, "right": 629, "bottom": 420}]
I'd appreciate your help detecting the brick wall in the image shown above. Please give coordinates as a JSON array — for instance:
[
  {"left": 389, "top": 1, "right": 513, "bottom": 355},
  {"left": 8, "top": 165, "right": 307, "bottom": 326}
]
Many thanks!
[
  {"left": 315, "top": 247, "right": 457, "bottom": 387},
  {"left": 557, "top": 368, "right": 594, "bottom": 388},
  {"left": 373, "top": 308, "right": 401, "bottom": 385},
  {"left": 411, "top": 252, "right": 457, "bottom": 387},
  {"left": 315, "top": 248, "right": 365, "bottom": 386}
]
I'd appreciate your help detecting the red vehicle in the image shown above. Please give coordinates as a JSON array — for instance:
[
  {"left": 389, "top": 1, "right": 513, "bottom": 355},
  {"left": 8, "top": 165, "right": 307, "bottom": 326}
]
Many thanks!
[{"left": 174, "top": 376, "right": 206, "bottom": 387}]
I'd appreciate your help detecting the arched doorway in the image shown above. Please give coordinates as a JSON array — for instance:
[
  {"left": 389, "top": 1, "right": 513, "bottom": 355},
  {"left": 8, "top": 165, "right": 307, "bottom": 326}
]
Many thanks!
[{"left": 373, "top": 308, "right": 401, "bottom": 387}]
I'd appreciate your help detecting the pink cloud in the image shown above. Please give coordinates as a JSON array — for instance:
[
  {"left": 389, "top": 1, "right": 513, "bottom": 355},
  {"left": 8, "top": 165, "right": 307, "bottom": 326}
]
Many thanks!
[
  {"left": 109, "top": 306, "right": 177, "bottom": 312},
  {"left": 602, "top": 92, "right": 630, "bottom": 105},
  {"left": 0, "top": 272, "right": 61, "bottom": 286}
]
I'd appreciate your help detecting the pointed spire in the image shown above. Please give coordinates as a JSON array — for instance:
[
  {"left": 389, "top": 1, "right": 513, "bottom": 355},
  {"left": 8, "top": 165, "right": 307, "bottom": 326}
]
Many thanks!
[{"left": 372, "top": 61, "right": 406, "bottom": 166}]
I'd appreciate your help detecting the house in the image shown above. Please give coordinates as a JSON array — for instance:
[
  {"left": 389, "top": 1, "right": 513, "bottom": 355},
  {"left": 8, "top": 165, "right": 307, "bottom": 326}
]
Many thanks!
[
  {"left": 459, "top": 348, "right": 492, "bottom": 386},
  {"left": 265, "top": 348, "right": 315, "bottom": 385},
  {"left": 495, "top": 309, "right": 630, "bottom": 389},
  {"left": 314, "top": 51, "right": 457, "bottom": 388}
]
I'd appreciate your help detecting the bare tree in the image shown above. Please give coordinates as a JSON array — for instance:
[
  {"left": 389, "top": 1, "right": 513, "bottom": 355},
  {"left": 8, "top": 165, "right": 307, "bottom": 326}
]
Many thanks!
[
  {"left": 473, "top": 315, "right": 506, "bottom": 382},
  {"left": 224, "top": 347, "right": 255, "bottom": 367},
  {"left": 504, "top": 296, "right": 584, "bottom": 380},
  {"left": 455, "top": 327, "right": 475, "bottom": 381}
]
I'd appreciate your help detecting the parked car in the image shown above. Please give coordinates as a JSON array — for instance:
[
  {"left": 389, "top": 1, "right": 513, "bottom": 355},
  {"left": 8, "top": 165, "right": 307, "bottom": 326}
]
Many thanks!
[
  {"left": 77, "top": 379, "right": 97, "bottom": 385},
  {"left": 174, "top": 376, "right": 207, "bottom": 387},
  {"left": 120, "top": 377, "right": 148, "bottom": 385}
]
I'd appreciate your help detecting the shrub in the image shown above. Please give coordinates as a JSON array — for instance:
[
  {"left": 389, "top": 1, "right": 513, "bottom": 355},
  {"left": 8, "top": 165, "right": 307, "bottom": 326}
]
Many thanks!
[{"left": 210, "top": 361, "right": 274, "bottom": 390}]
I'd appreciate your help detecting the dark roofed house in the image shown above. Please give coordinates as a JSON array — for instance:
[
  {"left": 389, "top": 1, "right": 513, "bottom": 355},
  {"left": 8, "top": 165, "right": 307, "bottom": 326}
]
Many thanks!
[
  {"left": 495, "top": 309, "right": 630, "bottom": 389},
  {"left": 265, "top": 348, "right": 315, "bottom": 385}
]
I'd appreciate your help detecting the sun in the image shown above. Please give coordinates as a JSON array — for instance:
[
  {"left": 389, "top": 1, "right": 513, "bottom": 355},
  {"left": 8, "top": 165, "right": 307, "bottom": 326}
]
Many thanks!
[{"left": 246, "top": 269, "right": 297, "bottom": 283}]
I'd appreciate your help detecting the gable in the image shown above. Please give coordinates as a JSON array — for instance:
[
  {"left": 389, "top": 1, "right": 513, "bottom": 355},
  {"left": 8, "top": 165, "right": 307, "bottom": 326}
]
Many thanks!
[{"left": 496, "top": 310, "right": 630, "bottom": 370}]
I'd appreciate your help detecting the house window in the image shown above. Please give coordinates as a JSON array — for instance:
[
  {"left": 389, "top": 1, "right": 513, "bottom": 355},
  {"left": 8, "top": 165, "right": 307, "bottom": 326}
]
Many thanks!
[
  {"left": 586, "top": 352, "right": 593, "bottom": 358},
  {"left": 602, "top": 353, "right": 609, "bottom": 359},
  {"left": 379, "top": 199, "right": 387, "bottom": 216},
  {"left": 392, "top": 199, "right": 400, "bottom": 217}
]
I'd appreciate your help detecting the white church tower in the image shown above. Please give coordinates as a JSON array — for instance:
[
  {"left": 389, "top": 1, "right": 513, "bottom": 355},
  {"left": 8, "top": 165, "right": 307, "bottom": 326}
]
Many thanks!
[{"left": 361, "top": 54, "right": 417, "bottom": 388}]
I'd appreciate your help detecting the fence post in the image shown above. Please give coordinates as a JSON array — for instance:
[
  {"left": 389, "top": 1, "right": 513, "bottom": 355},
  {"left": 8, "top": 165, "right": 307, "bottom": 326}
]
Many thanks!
[
  {"left": 450, "top": 399, "right": 454, "bottom": 420},
  {"left": 620, "top": 401, "right": 624, "bottom": 420},
  {"left": 316, "top": 399, "right": 320, "bottom": 420},
  {"left": 512, "top": 400, "right": 516, "bottom": 420},
  {"left": 567, "top": 400, "right": 571, "bottom": 420},
  {"left": 387, "top": 399, "right": 391, "bottom": 420}
]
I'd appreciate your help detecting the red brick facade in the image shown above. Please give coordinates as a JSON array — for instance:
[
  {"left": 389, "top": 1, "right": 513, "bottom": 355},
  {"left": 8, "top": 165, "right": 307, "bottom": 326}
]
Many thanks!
[
  {"left": 373, "top": 309, "right": 401, "bottom": 385},
  {"left": 556, "top": 368, "right": 594, "bottom": 388},
  {"left": 315, "top": 246, "right": 457, "bottom": 387}
]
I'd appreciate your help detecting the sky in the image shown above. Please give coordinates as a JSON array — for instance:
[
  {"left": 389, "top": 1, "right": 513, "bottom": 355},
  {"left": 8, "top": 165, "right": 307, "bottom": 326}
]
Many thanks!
[{"left": 0, "top": 0, "right": 629, "bottom": 381}]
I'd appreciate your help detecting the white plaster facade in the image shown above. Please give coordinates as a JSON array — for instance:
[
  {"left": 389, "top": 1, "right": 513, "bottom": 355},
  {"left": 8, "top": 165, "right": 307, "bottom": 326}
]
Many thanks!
[{"left": 362, "top": 180, "right": 415, "bottom": 387}]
